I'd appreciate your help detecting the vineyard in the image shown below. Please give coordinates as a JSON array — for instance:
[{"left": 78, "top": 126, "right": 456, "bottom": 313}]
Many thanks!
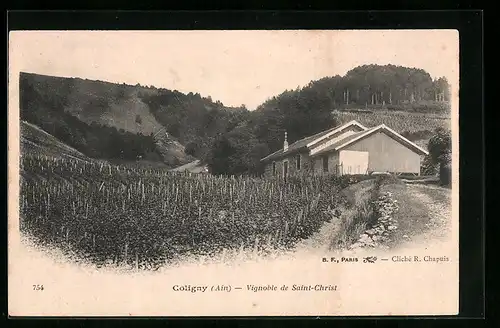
[
  {"left": 20, "top": 155, "right": 347, "bottom": 270},
  {"left": 333, "top": 110, "right": 451, "bottom": 134}
]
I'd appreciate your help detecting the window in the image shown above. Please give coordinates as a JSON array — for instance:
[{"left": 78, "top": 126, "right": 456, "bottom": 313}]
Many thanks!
[
  {"left": 296, "top": 154, "right": 301, "bottom": 170},
  {"left": 272, "top": 162, "right": 276, "bottom": 175},
  {"left": 322, "top": 155, "right": 329, "bottom": 172}
]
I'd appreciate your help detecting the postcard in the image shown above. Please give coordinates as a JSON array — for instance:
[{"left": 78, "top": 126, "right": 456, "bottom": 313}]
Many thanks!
[{"left": 8, "top": 29, "right": 459, "bottom": 316}]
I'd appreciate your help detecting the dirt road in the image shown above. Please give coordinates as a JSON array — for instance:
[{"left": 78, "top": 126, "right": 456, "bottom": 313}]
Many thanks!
[
  {"left": 405, "top": 183, "right": 452, "bottom": 241},
  {"left": 294, "top": 181, "right": 453, "bottom": 253}
]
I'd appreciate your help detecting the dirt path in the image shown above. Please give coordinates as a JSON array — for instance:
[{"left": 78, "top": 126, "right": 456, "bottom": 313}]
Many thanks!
[
  {"left": 291, "top": 180, "right": 453, "bottom": 254},
  {"left": 293, "top": 215, "right": 342, "bottom": 254},
  {"left": 405, "top": 183, "right": 452, "bottom": 242}
]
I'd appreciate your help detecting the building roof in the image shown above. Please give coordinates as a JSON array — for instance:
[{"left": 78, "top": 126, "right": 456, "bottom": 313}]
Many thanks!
[
  {"left": 261, "top": 120, "right": 430, "bottom": 162},
  {"left": 311, "top": 124, "right": 429, "bottom": 157},
  {"left": 310, "top": 129, "right": 375, "bottom": 157},
  {"left": 260, "top": 121, "right": 366, "bottom": 162}
]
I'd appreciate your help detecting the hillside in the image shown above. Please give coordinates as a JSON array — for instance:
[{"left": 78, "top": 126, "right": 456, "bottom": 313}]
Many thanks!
[
  {"left": 19, "top": 72, "right": 243, "bottom": 166},
  {"left": 20, "top": 120, "right": 90, "bottom": 161},
  {"left": 332, "top": 109, "right": 450, "bottom": 133},
  {"left": 332, "top": 109, "right": 451, "bottom": 148},
  {"left": 22, "top": 72, "right": 164, "bottom": 135}
]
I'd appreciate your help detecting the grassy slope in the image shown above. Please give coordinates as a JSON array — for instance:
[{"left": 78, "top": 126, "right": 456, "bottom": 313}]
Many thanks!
[
  {"left": 330, "top": 179, "right": 378, "bottom": 249},
  {"left": 20, "top": 120, "right": 90, "bottom": 161},
  {"left": 27, "top": 73, "right": 164, "bottom": 135}
]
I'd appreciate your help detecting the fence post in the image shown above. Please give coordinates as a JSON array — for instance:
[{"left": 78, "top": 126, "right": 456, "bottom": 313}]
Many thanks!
[
  {"left": 124, "top": 238, "right": 128, "bottom": 264},
  {"left": 254, "top": 237, "right": 259, "bottom": 255},
  {"left": 238, "top": 242, "right": 244, "bottom": 259}
]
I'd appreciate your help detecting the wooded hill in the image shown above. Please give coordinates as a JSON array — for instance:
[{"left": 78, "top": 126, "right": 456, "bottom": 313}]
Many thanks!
[
  {"left": 19, "top": 64, "right": 450, "bottom": 174},
  {"left": 19, "top": 72, "right": 244, "bottom": 167}
]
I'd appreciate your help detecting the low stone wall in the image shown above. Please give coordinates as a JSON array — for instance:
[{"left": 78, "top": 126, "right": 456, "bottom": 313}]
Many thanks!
[{"left": 348, "top": 191, "right": 400, "bottom": 250}]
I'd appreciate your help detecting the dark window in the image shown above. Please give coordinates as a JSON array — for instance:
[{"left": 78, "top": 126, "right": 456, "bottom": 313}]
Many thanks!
[
  {"left": 272, "top": 162, "right": 276, "bottom": 175},
  {"left": 296, "top": 154, "right": 301, "bottom": 170},
  {"left": 323, "top": 155, "right": 329, "bottom": 172}
]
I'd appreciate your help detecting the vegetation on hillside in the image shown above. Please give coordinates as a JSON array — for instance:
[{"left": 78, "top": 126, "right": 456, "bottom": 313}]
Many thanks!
[
  {"left": 21, "top": 121, "right": 90, "bottom": 161},
  {"left": 139, "top": 90, "right": 249, "bottom": 160},
  {"left": 332, "top": 110, "right": 450, "bottom": 134},
  {"left": 20, "top": 72, "right": 249, "bottom": 166},
  {"left": 20, "top": 73, "right": 162, "bottom": 162}
]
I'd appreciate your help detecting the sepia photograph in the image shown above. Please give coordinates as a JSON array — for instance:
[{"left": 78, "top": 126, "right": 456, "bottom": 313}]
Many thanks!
[{"left": 8, "top": 29, "right": 459, "bottom": 316}]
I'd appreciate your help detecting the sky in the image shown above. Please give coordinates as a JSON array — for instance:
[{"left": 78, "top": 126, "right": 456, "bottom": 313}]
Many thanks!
[{"left": 9, "top": 30, "right": 459, "bottom": 110}]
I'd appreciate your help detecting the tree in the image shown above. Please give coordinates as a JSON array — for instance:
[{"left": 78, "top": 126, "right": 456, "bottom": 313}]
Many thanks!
[
  {"left": 428, "top": 128, "right": 451, "bottom": 165},
  {"left": 135, "top": 115, "right": 142, "bottom": 125},
  {"left": 206, "top": 135, "right": 235, "bottom": 175},
  {"left": 427, "top": 128, "right": 451, "bottom": 185},
  {"left": 184, "top": 142, "right": 198, "bottom": 156},
  {"left": 116, "top": 84, "right": 127, "bottom": 100}
]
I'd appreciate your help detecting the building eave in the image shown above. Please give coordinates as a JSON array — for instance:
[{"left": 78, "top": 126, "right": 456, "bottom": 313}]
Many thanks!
[
  {"left": 260, "top": 149, "right": 282, "bottom": 162},
  {"left": 306, "top": 120, "right": 368, "bottom": 148},
  {"left": 260, "top": 146, "right": 306, "bottom": 162}
]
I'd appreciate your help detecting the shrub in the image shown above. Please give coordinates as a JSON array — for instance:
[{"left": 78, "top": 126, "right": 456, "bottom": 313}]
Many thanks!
[
  {"left": 184, "top": 142, "right": 198, "bottom": 156},
  {"left": 439, "top": 163, "right": 451, "bottom": 187},
  {"left": 421, "top": 154, "right": 438, "bottom": 175}
]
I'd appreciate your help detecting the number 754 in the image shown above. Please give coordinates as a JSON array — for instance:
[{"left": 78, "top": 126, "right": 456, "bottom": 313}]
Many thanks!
[{"left": 33, "top": 284, "right": 44, "bottom": 291}]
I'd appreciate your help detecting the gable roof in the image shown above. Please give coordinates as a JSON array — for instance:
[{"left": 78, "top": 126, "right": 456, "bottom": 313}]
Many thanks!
[
  {"left": 311, "top": 124, "right": 429, "bottom": 157},
  {"left": 260, "top": 121, "right": 367, "bottom": 162},
  {"left": 310, "top": 128, "right": 375, "bottom": 157},
  {"left": 306, "top": 121, "right": 367, "bottom": 147}
]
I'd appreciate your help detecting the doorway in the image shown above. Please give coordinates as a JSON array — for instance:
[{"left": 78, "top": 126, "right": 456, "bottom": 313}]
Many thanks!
[{"left": 339, "top": 150, "right": 369, "bottom": 175}]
